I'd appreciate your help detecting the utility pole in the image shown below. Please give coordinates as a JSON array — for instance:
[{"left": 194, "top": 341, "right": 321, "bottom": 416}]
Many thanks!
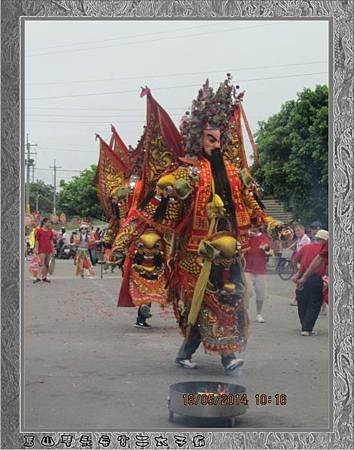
[
  {"left": 49, "top": 159, "right": 62, "bottom": 215},
  {"left": 31, "top": 163, "right": 36, "bottom": 183},
  {"left": 25, "top": 134, "right": 37, "bottom": 213},
  {"left": 31, "top": 147, "right": 37, "bottom": 183}
]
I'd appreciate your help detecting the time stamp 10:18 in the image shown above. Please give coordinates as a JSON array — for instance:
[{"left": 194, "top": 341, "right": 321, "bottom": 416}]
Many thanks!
[{"left": 182, "top": 393, "right": 288, "bottom": 406}]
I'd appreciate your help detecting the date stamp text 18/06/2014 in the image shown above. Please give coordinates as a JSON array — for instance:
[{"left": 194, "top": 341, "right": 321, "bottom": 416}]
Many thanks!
[{"left": 182, "top": 393, "right": 288, "bottom": 406}]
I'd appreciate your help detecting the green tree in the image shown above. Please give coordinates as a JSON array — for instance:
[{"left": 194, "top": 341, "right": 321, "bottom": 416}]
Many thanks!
[
  {"left": 57, "top": 165, "right": 103, "bottom": 219},
  {"left": 254, "top": 85, "right": 328, "bottom": 227},
  {"left": 29, "top": 180, "right": 54, "bottom": 214}
]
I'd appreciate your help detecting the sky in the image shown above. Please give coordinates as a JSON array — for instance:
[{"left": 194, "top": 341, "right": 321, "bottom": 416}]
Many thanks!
[{"left": 24, "top": 19, "right": 329, "bottom": 186}]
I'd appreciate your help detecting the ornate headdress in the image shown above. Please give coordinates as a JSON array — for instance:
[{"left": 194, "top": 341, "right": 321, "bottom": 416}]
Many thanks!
[
  {"left": 180, "top": 74, "right": 238, "bottom": 155},
  {"left": 78, "top": 220, "right": 90, "bottom": 229}
]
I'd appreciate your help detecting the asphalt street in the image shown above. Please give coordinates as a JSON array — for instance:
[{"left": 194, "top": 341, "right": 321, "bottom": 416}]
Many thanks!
[{"left": 24, "top": 259, "right": 329, "bottom": 430}]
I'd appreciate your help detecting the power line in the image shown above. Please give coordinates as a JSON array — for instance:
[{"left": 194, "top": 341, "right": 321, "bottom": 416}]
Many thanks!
[
  {"left": 26, "top": 60, "right": 327, "bottom": 86},
  {"left": 26, "top": 113, "right": 144, "bottom": 118},
  {"left": 25, "top": 106, "right": 185, "bottom": 111},
  {"left": 26, "top": 123, "right": 136, "bottom": 129},
  {"left": 25, "top": 22, "right": 222, "bottom": 53},
  {"left": 26, "top": 22, "right": 288, "bottom": 57},
  {"left": 44, "top": 146, "right": 96, "bottom": 151},
  {"left": 26, "top": 71, "right": 328, "bottom": 101},
  {"left": 31, "top": 147, "right": 97, "bottom": 153},
  {"left": 34, "top": 168, "right": 82, "bottom": 172},
  {"left": 26, "top": 120, "right": 138, "bottom": 124}
]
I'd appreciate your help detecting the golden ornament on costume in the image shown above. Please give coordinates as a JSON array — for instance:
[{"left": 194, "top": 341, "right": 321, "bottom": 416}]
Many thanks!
[{"left": 128, "top": 230, "right": 168, "bottom": 307}]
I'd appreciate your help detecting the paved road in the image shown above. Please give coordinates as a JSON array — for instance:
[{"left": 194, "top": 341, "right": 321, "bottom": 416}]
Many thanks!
[{"left": 24, "top": 259, "right": 329, "bottom": 430}]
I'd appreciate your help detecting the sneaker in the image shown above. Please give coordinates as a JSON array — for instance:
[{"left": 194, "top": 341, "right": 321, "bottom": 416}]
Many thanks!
[
  {"left": 134, "top": 321, "right": 152, "bottom": 329},
  {"left": 224, "top": 358, "right": 244, "bottom": 372},
  {"left": 301, "top": 330, "right": 318, "bottom": 336},
  {"left": 33, "top": 278, "right": 41, "bottom": 284},
  {"left": 175, "top": 359, "right": 198, "bottom": 369},
  {"left": 290, "top": 300, "right": 297, "bottom": 306},
  {"left": 42, "top": 278, "right": 51, "bottom": 283},
  {"left": 256, "top": 314, "right": 265, "bottom": 323}
]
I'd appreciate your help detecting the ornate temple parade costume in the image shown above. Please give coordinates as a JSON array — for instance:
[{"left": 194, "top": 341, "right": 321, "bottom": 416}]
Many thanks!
[
  {"left": 96, "top": 89, "right": 183, "bottom": 327},
  {"left": 97, "top": 75, "right": 289, "bottom": 369},
  {"left": 74, "top": 224, "right": 96, "bottom": 278},
  {"left": 95, "top": 131, "right": 133, "bottom": 247}
]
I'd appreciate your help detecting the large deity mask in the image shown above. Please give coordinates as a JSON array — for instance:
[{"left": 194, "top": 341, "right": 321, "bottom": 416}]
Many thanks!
[
  {"left": 180, "top": 76, "right": 236, "bottom": 156},
  {"left": 202, "top": 129, "right": 221, "bottom": 156}
]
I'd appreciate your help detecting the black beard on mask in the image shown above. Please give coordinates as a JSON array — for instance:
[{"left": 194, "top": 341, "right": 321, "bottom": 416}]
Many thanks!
[{"left": 203, "top": 148, "right": 237, "bottom": 233}]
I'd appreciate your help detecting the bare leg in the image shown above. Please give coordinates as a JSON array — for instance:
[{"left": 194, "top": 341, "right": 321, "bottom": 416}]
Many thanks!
[
  {"left": 254, "top": 274, "right": 266, "bottom": 321},
  {"left": 39, "top": 254, "right": 48, "bottom": 280},
  {"left": 42, "top": 265, "right": 48, "bottom": 279}
]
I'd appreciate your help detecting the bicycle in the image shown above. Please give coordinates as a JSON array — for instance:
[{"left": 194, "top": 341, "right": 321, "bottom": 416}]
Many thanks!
[{"left": 276, "top": 248, "right": 297, "bottom": 280}]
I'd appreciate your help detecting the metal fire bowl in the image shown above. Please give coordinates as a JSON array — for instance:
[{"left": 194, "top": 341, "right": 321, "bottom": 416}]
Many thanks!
[{"left": 168, "top": 381, "right": 247, "bottom": 423}]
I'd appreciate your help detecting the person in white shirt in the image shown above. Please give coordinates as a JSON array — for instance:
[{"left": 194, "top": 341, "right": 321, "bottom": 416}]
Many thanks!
[
  {"left": 294, "top": 224, "right": 311, "bottom": 252},
  {"left": 290, "top": 224, "right": 311, "bottom": 306}
]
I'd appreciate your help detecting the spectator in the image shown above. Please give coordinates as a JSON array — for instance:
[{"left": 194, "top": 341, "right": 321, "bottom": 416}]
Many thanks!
[
  {"left": 298, "top": 237, "right": 329, "bottom": 316},
  {"left": 297, "top": 238, "right": 328, "bottom": 287},
  {"left": 25, "top": 232, "right": 29, "bottom": 260},
  {"left": 28, "top": 253, "right": 41, "bottom": 281},
  {"left": 292, "top": 229, "right": 329, "bottom": 336},
  {"left": 309, "top": 221, "right": 323, "bottom": 242},
  {"left": 59, "top": 227, "right": 69, "bottom": 243},
  {"left": 271, "top": 237, "right": 282, "bottom": 258},
  {"left": 70, "top": 230, "right": 77, "bottom": 244},
  {"left": 34, "top": 217, "right": 55, "bottom": 283},
  {"left": 289, "top": 224, "right": 311, "bottom": 306},
  {"left": 293, "top": 224, "right": 311, "bottom": 252},
  {"left": 57, "top": 227, "right": 67, "bottom": 252},
  {"left": 28, "top": 224, "right": 39, "bottom": 256},
  {"left": 94, "top": 227, "right": 101, "bottom": 240},
  {"left": 245, "top": 222, "right": 272, "bottom": 323},
  {"left": 87, "top": 226, "right": 98, "bottom": 266}
]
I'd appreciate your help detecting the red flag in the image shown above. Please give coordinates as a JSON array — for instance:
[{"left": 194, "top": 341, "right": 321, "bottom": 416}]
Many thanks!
[
  {"left": 140, "top": 86, "right": 151, "bottom": 98},
  {"left": 140, "top": 90, "right": 183, "bottom": 186},
  {"left": 226, "top": 104, "right": 249, "bottom": 169},
  {"left": 110, "top": 125, "right": 132, "bottom": 175},
  {"left": 96, "top": 134, "right": 130, "bottom": 220}
]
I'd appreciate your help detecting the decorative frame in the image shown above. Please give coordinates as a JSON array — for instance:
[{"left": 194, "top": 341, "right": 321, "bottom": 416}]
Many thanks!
[{"left": 1, "top": 1, "right": 353, "bottom": 449}]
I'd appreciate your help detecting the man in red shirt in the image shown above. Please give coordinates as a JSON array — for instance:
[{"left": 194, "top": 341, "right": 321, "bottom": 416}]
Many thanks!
[
  {"left": 292, "top": 229, "right": 329, "bottom": 335},
  {"left": 34, "top": 217, "right": 55, "bottom": 283},
  {"left": 297, "top": 239, "right": 328, "bottom": 286},
  {"left": 245, "top": 222, "right": 272, "bottom": 323}
]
